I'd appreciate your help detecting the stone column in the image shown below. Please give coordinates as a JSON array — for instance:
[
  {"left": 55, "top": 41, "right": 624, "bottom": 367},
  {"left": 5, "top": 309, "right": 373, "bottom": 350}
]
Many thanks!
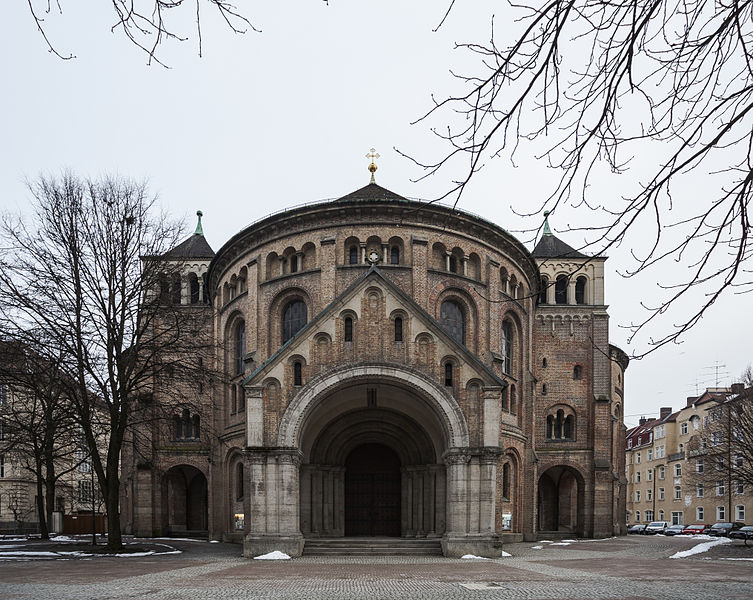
[
  {"left": 443, "top": 451, "right": 470, "bottom": 534},
  {"left": 299, "top": 465, "right": 313, "bottom": 535},
  {"left": 433, "top": 464, "right": 447, "bottom": 535},
  {"left": 424, "top": 468, "right": 435, "bottom": 536},
  {"left": 333, "top": 467, "right": 345, "bottom": 536},
  {"left": 401, "top": 468, "right": 410, "bottom": 536},
  {"left": 479, "top": 451, "right": 499, "bottom": 534},
  {"left": 404, "top": 467, "right": 415, "bottom": 536},
  {"left": 311, "top": 468, "right": 322, "bottom": 535},
  {"left": 245, "top": 385, "right": 264, "bottom": 447}
]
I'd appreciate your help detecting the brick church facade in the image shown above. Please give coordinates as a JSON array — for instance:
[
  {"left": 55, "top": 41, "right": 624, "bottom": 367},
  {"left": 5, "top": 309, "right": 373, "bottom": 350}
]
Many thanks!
[{"left": 120, "top": 179, "right": 628, "bottom": 557}]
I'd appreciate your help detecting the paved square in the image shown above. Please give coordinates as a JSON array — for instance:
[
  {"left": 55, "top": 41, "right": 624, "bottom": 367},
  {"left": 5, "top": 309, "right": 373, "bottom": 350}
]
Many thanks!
[{"left": 1, "top": 536, "right": 751, "bottom": 599}]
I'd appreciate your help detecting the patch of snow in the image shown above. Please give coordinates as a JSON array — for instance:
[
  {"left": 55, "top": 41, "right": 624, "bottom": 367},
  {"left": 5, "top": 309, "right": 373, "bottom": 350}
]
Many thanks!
[
  {"left": 500, "top": 551, "right": 512, "bottom": 557},
  {"left": 549, "top": 542, "right": 571, "bottom": 546},
  {"left": 150, "top": 537, "right": 207, "bottom": 542},
  {"left": 49, "top": 536, "right": 80, "bottom": 542},
  {"left": 461, "top": 554, "right": 490, "bottom": 560},
  {"left": 562, "top": 539, "right": 577, "bottom": 542},
  {"left": 531, "top": 545, "right": 544, "bottom": 550},
  {"left": 670, "top": 537, "right": 732, "bottom": 558},
  {"left": 210, "top": 540, "right": 220, "bottom": 543},
  {"left": 0, "top": 551, "right": 60, "bottom": 557},
  {"left": 254, "top": 550, "right": 291, "bottom": 560},
  {"left": 719, "top": 558, "right": 753, "bottom": 561}
]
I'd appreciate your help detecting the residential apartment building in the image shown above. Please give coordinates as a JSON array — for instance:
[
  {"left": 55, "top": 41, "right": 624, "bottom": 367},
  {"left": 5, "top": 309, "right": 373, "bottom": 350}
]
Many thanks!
[{"left": 626, "top": 386, "right": 751, "bottom": 527}]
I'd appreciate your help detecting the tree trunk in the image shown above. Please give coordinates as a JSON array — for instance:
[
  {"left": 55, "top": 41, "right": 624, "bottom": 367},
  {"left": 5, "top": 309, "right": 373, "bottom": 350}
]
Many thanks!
[
  {"left": 105, "top": 453, "right": 123, "bottom": 551},
  {"left": 35, "top": 465, "right": 49, "bottom": 539}
]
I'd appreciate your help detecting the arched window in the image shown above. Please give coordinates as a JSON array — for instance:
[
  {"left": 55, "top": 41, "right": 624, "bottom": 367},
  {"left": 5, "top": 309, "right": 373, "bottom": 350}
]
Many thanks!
[
  {"left": 538, "top": 276, "right": 548, "bottom": 304},
  {"left": 573, "top": 365, "right": 582, "bottom": 380},
  {"left": 159, "top": 274, "right": 170, "bottom": 304},
  {"left": 542, "top": 383, "right": 548, "bottom": 395},
  {"left": 174, "top": 415, "right": 183, "bottom": 439},
  {"left": 282, "top": 300, "right": 307, "bottom": 343},
  {"left": 189, "top": 274, "right": 200, "bottom": 304},
  {"left": 390, "top": 246, "right": 400, "bottom": 264},
  {"left": 171, "top": 273, "right": 182, "bottom": 305},
  {"left": 344, "top": 317, "right": 353, "bottom": 342},
  {"left": 501, "top": 386, "right": 509, "bottom": 411},
  {"left": 231, "top": 385, "right": 237, "bottom": 414},
  {"left": 290, "top": 254, "right": 299, "bottom": 273},
  {"left": 555, "top": 275, "right": 568, "bottom": 304},
  {"left": 183, "top": 409, "right": 192, "bottom": 439},
  {"left": 236, "top": 463, "right": 244, "bottom": 500},
  {"left": 202, "top": 273, "right": 210, "bottom": 304},
  {"left": 349, "top": 246, "right": 359, "bottom": 264},
  {"left": 234, "top": 321, "right": 246, "bottom": 376},
  {"left": 448, "top": 255, "right": 458, "bottom": 273},
  {"left": 502, "top": 320, "right": 513, "bottom": 374},
  {"left": 444, "top": 362, "right": 454, "bottom": 387},
  {"left": 575, "top": 276, "right": 587, "bottom": 304},
  {"left": 394, "top": 317, "right": 403, "bottom": 342},
  {"left": 237, "top": 384, "right": 245, "bottom": 412},
  {"left": 502, "top": 462, "right": 511, "bottom": 500},
  {"left": 193, "top": 415, "right": 200, "bottom": 439},
  {"left": 542, "top": 357, "right": 547, "bottom": 368},
  {"left": 546, "top": 408, "right": 575, "bottom": 440},
  {"left": 510, "top": 385, "right": 517, "bottom": 414},
  {"left": 440, "top": 300, "right": 464, "bottom": 344},
  {"left": 293, "top": 361, "right": 303, "bottom": 386}
]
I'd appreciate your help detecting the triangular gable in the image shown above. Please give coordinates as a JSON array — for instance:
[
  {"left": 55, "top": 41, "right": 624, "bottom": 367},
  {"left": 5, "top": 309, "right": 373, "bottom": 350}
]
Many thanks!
[{"left": 245, "top": 266, "right": 506, "bottom": 388}]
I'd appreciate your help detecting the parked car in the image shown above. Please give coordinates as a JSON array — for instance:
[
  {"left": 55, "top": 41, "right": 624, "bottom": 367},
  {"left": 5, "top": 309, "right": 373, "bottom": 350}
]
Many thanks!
[
  {"left": 628, "top": 524, "right": 647, "bottom": 534},
  {"left": 706, "top": 522, "right": 746, "bottom": 537},
  {"left": 682, "top": 523, "right": 710, "bottom": 535},
  {"left": 644, "top": 521, "right": 671, "bottom": 535},
  {"left": 664, "top": 524, "right": 686, "bottom": 536},
  {"left": 728, "top": 525, "right": 753, "bottom": 545}
]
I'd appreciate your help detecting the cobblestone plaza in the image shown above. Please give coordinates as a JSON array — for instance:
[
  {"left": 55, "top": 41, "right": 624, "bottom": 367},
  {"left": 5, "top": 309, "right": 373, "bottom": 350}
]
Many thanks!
[{"left": 1, "top": 536, "right": 751, "bottom": 599}]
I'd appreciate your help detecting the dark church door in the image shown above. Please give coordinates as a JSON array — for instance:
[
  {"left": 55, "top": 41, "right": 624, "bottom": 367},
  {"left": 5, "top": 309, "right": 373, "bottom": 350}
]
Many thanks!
[{"left": 344, "top": 443, "right": 401, "bottom": 536}]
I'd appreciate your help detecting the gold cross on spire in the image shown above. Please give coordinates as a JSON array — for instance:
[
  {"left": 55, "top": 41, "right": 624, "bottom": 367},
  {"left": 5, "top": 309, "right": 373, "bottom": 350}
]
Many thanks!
[{"left": 366, "top": 147, "right": 380, "bottom": 183}]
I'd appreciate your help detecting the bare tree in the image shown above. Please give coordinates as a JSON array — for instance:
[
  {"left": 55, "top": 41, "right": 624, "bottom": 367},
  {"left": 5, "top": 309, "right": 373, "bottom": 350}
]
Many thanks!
[
  {"left": 0, "top": 340, "right": 81, "bottom": 539},
  {"left": 406, "top": 0, "right": 753, "bottom": 357},
  {"left": 0, "top": 173, "right": 214, "bottom": 550},
  {"left": 26, "top": 0, "right": 257, "bottom": 65},
  {"left": 687, "top": 386, "right": 753, "bottom": 521}
]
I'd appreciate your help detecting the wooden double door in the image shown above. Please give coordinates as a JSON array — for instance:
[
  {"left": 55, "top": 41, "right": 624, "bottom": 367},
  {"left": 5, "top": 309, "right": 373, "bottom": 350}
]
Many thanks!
[{"left": 344, "top": 443, "right": 401, "bottom": 537}]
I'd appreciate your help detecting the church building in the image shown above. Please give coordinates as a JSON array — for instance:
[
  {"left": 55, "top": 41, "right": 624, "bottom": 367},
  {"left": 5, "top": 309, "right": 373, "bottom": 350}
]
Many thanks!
[{"left": 120, "top": 163, "right": 628, "bottom": 558}]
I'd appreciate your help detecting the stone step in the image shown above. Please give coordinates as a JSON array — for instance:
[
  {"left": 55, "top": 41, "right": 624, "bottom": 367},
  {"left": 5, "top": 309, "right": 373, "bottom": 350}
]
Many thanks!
[{"left": 303, "top": 537, "right": 443, "bottom": 556}]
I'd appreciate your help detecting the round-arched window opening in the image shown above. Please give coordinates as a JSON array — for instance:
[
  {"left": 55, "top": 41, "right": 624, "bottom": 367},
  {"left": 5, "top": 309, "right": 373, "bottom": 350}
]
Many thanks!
[
  {"left": 440, "top": 300, "right": 465, "bottom": 345},
  {"left": 282, "top": 300, "right": 307, "bottom": 343}
]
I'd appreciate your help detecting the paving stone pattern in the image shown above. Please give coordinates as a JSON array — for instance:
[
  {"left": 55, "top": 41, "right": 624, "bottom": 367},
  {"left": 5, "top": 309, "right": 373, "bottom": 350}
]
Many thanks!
[{"left": 1, "top": 536, "right": 752, "bottom": 599}]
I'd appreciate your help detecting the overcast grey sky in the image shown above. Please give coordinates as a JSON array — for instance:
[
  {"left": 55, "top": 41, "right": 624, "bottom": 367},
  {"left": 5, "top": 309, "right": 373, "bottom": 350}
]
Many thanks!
[{"left": 1, "top": 1, "right": 749, "bottom": 427}]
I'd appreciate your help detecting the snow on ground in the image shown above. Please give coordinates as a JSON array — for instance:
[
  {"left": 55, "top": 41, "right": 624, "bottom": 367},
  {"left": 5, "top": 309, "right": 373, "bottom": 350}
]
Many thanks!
[
  {"left": 461, "top": 554, "right": 490, "bottom": 560},
  {"left": 500, "top": 551, "right": 512, "bottom": 557},
  {"left": 531, "top": 545, "right": 544, "bottom": 550},
  {"left": 253, "top": 551, "right": 291, "bottom": 560},
  {"left": 0, "top": 541, "right": 182, "bottom": 560},
  {"left": 670, "top": 537, "right": 732, "bottom": 558},
  {"left": 719, "top": 557, "right": 753, "bottom": 561}
]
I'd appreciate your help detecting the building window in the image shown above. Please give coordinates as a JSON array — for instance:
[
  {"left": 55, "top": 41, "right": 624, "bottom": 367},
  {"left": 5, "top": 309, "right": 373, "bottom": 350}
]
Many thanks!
[
  {"left": 542, "top": 383, "right": 548, "bottom": 395},
  {"left": 176, "top": 409, "right": 199, "bottom": 440},
  {"left": 236, "top": 463, "right": 244, "bottom": 500},
  {"left": 555, "top": 275, "right": 567, "bottom": 304},
  {"left": 672, "top": 511, "right": 683, "bottom": 525},
  {"left": 674, "top": 486, "right": 682, "bottom": 500},
  {"left": 674, "top": 464, "right": 681, "bottom": 477},
  {"left": 658, "top": 466, "right": 665, "bottom": 480},
  {"left": 0, "top": 454, "right": 4, "bottom": 478},
  {"left": 390, "top": 246, "right": 400, "bottom": 264},
  {"left": 647, "top": 489, "right": 652, "bottom": 501},
  {"left": 647, "top": 469, "right": 653, "bottom": 482},
  {"left": 501, "top": 320, "right": 513, "bottom": 374},
  {"left": 394, "top": 317, "right": 403, "bottom": 342},
  {"left": 696, "top": 483, "right": 704, "bottom": 498},
  {"left": 645, "top": 510, "right": 654, "bottom": 522},
  {"left": 0, "top": 384, "right": 7, "bottom": 406},
  {"left": 736, "top": 505, "right": 745, "bottom": 522},
  {"left": 78, "top": 480, "right": 93, "bottom": 504},
  {"left": 444, "top": 362, "right": 454, "bottom": 387},
  {"left": 635, "top": 511, "right": 641, "bottom": 522},
  {"left": 538, "top": 277, "right": 548, "bottom": 304},
  {"left": 636, "top": 471, "right": 641, "bottom": 483},
  {"left": 681, "top": 422, "right": 688, "bottom": 435},
  {"left": 440, "top": 300, "right": 465, "bottom": 345},
  {"left": 696, "top": 459, "right": 704, "bottom": 473},
  {"left": 282, "top": 300, "right": 307, "bottom": 344},
  {"left": 636, "top": 452, "right": 641, "bottom": 464},
  {"left": 659, "top": 487, "right": 665, "bottom": 501},
  {"left": 349, "top": 246, "right": 359, "bottom": 264},
  {"left": 344, "top": 317, "right": 353, "bottom": 342},
  {"left": 696, "top": 506, "right": 704, "bottom": 521},
  {"left": 735, "top": 480, "right": 744, "bottom": 495},
  {"left": 573, "top": 365, "right": 582, "bottom": 380},
  {"left": 712, "top": 431, "right": 722, "bottom": 446},
  {"left": 293, "top": 361, "right": 303, "bottom": 387},
  {"left": 717, "top": 506, "right": 725, "bottom": 521},
  {"left": 716, "top": 481, "right": 725, "bottom": 496},
  {"left": 635, "top": 491, "right": 641, "bottom": 503},
  {"left": 234, "top": 321, "right": 246, "bottom": 376},
  {"left": 546, "top": 409, "right": 575, "bottom": 441},
  {"left": 648, "top": 449, "right": 653, "bottom": 461},
  {"left": 575, "top": 276, "right": 587, "bottom": 304},
  {"left": 448, "top": 255, "right": 458, "bottom": 273},
  {"left": 734, "top": 454, "right": 743, "bottom": 469}
]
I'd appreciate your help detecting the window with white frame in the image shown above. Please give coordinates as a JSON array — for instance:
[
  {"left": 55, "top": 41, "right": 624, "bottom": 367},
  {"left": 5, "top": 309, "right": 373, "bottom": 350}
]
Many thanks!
[
  {"left": 647, "top": 489, "right": 653, "bottom": 501},
  {"left": 712, "top": 432, "right": 722, "bottom": 447},
  {"left": 635, "top": 511, "right": 641, "bottom": 522},
  {"left": 636, "top": 471, "right": 641, "bottom": 483},
  {"left": 636, "top": 452, "right": 641, "bottom": 464},
  {"left": 717, "top": 505, "right": 725, "bottom": 521},
  {"left": 675, "top": 464, "right": 682, "bottom": 477},
  {"left": 645, "top": 510, "right": 654, "bottom": 522},
  {"left": 78, "top": 480, "right": 93, "bottom": 503},
  {"left": 736, "top": 505, "right": 745, "bottom": 522},
  {"left": 628, "top": 439, "right": 633, "bottom": 449},
  {"left": 733, "top": 426, "right": 743, "bottom": 441},
  {"left": 681, "top": 422, "right": 688, "bottom": 435},
  {"left": 659, "top": 487, "right": 665, "bottom": 500},
  {"left": 648, "top": 449, "right": 653, "bottom": 461},
  {"left": 636, "top": 490, "right": 641, "bottom": 502},
  {"left": 696, "top": 483, "right": 704, "bottom": 497},
  {"left": 674, "top": 486, "right": 681, "bottom": 500},
  {"left": 716, "top": 481, "right": 725, "bottom": 496},
  {"left": 735, "top": 480, "right": 744, "bottom": 495},
  {"left": 734, "top": 454, "right": 743, "bottom": 469},
  {"left": 656, "top": 425, "right": 665, "bottom": 439},
  {"left": 696, "top": 506, "right": 704, "bottom": 520},
  {"left": 715, "top": 457, "right": 725, "bottom": 471},
  {"left": 678, "top": 443, "right": 684, "bottom": 455},
  {"left": 659, "top": 509, "right": 665, "bottom": 521},
  {"left": 703, "top": 415, "right": 708, "bottom": 428},
  {"left": 672, "top": 511, "right": 683, "bottom": 525},
  {"left": 656, "top": 445, "right": 665, "bottom": 459},
  {"left": 627, "top": 511, "right": 631, "bottom": 523},
  {"left": 658, "top": 466, "right": 665, "bottom": 480},
  {"left": 647, "top": 469, "right": 653, "bottom": 482},
  {"left": 696, "top": 459, "right": 704, "bottom": 473},
  {"left": 701, "top": 437, "right": 708, "bottom": 450}
]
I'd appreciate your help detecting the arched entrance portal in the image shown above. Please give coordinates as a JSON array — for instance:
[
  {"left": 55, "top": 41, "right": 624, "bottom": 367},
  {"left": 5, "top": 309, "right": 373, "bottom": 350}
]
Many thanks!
[
  {"left": 344, "top": 443, "right": 401, "bottom": 536},
  {"left": 537, "top": 466, "right": 584, "bottom": 535},
  {"left": 163, "top": 465, "right": 208, "bottom": 536}
]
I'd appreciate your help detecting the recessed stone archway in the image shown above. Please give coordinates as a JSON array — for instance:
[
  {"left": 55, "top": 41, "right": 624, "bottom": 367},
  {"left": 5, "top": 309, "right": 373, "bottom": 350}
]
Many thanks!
[
  {"left": 162, "top": 465, "right": 208, "bottom": 535},
  {"left": 537, "top": 465, "right": 585, "bottom": 535}
]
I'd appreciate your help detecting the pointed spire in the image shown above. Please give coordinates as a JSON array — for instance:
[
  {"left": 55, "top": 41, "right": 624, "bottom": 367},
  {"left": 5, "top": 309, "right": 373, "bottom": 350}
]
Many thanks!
[
  {"left": 543, "top": 210, "right": 552, "bottom": 236},
  {"left": 194, "top": 210, "right": 204, "bottom": 236}
]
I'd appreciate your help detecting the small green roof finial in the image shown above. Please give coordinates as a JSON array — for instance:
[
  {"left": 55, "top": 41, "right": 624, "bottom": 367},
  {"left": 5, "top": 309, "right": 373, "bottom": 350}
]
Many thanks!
[
  {"left": 543, "top": 210, "right": 552, "bottom": 236},
  {"left": 194, "top": 210, "right": 204, "bottom": 236}
]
